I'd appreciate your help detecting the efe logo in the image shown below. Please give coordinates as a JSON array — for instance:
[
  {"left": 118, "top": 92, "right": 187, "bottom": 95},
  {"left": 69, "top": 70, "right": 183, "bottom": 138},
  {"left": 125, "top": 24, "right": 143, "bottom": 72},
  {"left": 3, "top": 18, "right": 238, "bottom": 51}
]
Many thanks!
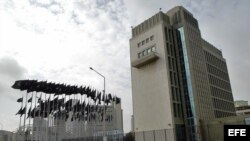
[
  {"left": 224, "top": 125, "right": 250, "bottom": 141},
  {"left": 228, "top": 129, "right": 246, "bottom": 136}
]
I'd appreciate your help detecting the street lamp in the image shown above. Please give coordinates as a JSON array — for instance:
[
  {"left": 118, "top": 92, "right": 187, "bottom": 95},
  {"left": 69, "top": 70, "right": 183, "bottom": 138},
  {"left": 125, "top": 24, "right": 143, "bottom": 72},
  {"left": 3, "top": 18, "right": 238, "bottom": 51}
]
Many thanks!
[{"left": 89, "top": 67, "right": 107, "bottom": 141}]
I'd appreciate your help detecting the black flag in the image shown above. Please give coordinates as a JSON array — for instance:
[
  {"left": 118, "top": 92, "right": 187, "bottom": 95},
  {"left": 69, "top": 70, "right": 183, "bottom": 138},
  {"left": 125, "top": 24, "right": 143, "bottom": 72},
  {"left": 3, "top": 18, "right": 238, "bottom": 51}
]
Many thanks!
[
  {"left": 16, "top": 107, "right": 22, "bottom": 115},
  {"left": 27, "top": 108, "right": 31, "bottom": 118},
  {"left": 17, "top": 98, "right": 23, "bottom": 103},
  {"left": 28, "top": 97, "right": 32, "bottom": 103},
  {"left": 21, "top": 107, "right": 26, "bottom": 116}
]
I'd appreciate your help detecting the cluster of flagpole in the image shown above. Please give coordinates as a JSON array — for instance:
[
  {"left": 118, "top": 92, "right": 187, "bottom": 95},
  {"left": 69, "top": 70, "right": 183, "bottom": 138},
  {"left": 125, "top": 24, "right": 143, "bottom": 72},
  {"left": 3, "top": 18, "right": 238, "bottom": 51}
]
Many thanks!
[{"left": 12, "top": 79, "right": 121, "bottom": 141}]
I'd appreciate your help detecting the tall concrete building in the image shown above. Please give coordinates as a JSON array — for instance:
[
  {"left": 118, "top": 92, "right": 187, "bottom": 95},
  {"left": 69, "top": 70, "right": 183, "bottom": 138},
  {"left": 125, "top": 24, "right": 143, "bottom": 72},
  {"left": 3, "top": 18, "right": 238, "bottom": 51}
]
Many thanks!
[{"left": 129, "top": 6, "right": 235, "bottom": 141}]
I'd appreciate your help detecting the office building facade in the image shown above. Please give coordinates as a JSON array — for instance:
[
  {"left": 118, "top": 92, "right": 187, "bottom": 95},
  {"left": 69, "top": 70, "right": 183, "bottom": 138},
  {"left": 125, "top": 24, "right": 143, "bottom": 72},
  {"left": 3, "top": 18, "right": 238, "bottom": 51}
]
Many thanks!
[{"left": 130, "top": 6, "right": 235, "bottom": 141}]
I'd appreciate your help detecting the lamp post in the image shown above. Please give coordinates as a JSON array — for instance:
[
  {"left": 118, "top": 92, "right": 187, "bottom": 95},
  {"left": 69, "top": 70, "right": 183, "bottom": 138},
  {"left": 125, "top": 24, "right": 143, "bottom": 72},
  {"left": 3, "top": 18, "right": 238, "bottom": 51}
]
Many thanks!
[{"left": 89, "top": 67, "right": 107, "bottom": 141}]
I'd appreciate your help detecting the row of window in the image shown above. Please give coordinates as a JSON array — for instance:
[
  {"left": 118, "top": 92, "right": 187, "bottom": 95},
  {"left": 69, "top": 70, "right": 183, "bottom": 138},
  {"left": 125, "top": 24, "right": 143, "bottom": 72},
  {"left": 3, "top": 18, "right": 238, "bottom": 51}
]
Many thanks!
[
  {"left": 164, "top": 27, "right": 173, "bottom": 43},
  {"left": 187, "top": 27, "right": 200, "bottom": 45},
  {"left": 208, "top": 74, "right": 231, "bottom": 91},
  {"left": 236, "top": 106, "right": 250, "bottom": 111},
  {"left": 183, "top": 10, "right": 198, "bottom": 28},
  {"left": 214, "top": 110, "right": 235, "bottom": 118},
  {"left": 211, "top": 86, "right": 233, "bottom": 101},
  {"left": 137, "top": 46, "right": 156, "bottom": 58},
  {"left": 198, "top": 97, "right": 214, "bottom": 120},
  {"left": 207, "top": 64, "right": 230, "bottom": 81},
  {"left": 137, "top": 35, "right": 154, "bottom": 47},
  {"left": 213, "top": 98, "right": 235, "bottom": 112},
  {"left": 189, "top": 42, "right": 203, "bottom": 61},
  {"left": 204, "top": 51, "right": 227, "bottom": 71}
]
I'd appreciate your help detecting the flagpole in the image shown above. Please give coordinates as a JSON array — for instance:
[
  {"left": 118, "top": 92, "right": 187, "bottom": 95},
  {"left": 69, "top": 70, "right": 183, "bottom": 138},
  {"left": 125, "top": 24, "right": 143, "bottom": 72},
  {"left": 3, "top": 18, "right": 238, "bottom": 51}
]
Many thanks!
[
  {"left": 60, "top": 93, "right": 66, "bottom": 141},
  {"left": 38, "top": 93, "right": 41, "bottom": 141},
  {"left": 93, "top": 100, "right": 96, "bottom": 141},
  {"left": 87, "top": 97, "right": 90, "bottom": 138},
  {"left": 79, "top": 94, "right": 82, "bottom": 139},
  {"left": 31, "top": 92, "right": 37, "bottom": 141},
  {"left": 42, "top": 93, "right": 47, "bottom": 141},
  {"left": 52, "top": 94, "right": 56, "bottom": 141},
  {"left": 19, "top": 94, "right": 24, "bottom": 141},
  {"left": 55, "top": 94, "right": 59, "bottom": 141},
  {"left": 38, "top": 92, "right": 42, "bottom": 141},
  {"left": 63, "top": 95, "right": 67, "bottom": 140},
  {"left": 83, "top": 95, "right": 85, "bottom": 140},
  {"left": 28, "top": 92, "right": 33, "bottom": 140},
  {"left": 23, "top": 92, "right": 28, "bottom": 141},
  {"left": 55, "top": 94, "right": 58, "bottom": 141},
  {"left": 78, "top": 94, "right": 81, "bottom": 139},
  {"left": 66, "top": 95, "right": 71, "bottom": 140},
  {"left": 77, "top": 94, "right": 80, "bottom": 139},
  {"left": 46, "top": 95, "right": 51, "bottom": 141},
  {"left": 82, "top": 97, "right": 86, "bottom": 139}
]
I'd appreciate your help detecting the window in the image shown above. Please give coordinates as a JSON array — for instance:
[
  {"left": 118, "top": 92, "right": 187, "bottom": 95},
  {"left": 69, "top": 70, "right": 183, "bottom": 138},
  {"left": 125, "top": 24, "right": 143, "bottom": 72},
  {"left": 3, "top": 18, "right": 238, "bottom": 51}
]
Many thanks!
[
  {"left": 147, "top": 48, "right": 151, "bottom": 54},
  {"left": 174, "top": 103, "right": 177, "bottom": 117},
  {"left": 151, "top": 46, "right": 156, "bottom": 52},
  {"left": 170, "top": 72, "right": 173, "bottom": 85},
  {"left": 138, "top": 52, "right": 143, "bottom": 58},
  {"left": 142, "top": 40, "right": 145, "bottom": 45},
  {"left": 173, "top": 72, "right": 177, "bottom": 85},
  {"left": 178, "top": 104, "right": 182, "bottom": 117},
  {"left": 176, "top": 88, "right": 179, "bottom": 101},
  {"left": 172, "top": 87, "right": 176, "bottom": 100},
  {"left": 146, "top": 38, "right": 149, "bottom": 43},
  {"left": 168, "top": 29, "right": 172, "bottom": 42},
  {"left": 168, "top": 57, "right": 172, "bottom": 69},
  {"left": 172, "top": 58, "right": 175, "bottom": 71},
  {"left": 166, "top": 43, "right": 170, "bottom": 55},
  {"left": 170, "top": 45, "right": 173, "bottom": 56},
  {"left": 143, "top": 50, "right": 147, "bottom": 56},
  {"left": 150, "top": 35, "right": 154, "bottom": 41},
  {"left": 138, "top": 42, "right": 141, "bottom": 47}
]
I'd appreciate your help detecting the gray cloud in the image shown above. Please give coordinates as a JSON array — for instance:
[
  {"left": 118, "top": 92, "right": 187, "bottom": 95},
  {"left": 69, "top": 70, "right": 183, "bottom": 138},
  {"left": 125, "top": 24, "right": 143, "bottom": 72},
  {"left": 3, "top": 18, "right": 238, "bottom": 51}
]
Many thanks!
[
  {"left": 0, "top": 57, "right": 27, "bottom": 131},
  {"left": 0, "top": 57, "right": 27, "bottom": 98},
  {"left": 28, "top": 0, "right": 64, "bottom": 15},
  {"left": 0, "top": 57, "right": 26, "bottom": 79}
]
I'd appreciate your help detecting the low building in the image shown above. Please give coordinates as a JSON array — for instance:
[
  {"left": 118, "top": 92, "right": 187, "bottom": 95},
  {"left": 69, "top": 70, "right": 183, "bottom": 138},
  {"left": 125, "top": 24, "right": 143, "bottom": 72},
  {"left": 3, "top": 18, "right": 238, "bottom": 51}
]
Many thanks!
[
  {"left": 0, "top": 130, "right": 15, "bottom": 141},
  {"left": 31, "top": 102, "right": 123, "bottom": 141},
  {"left": 235, "top": 100, "right": 250, "bottom": 115},
  {"left": 200, "top": 114, "right": 250, "bottom": 141},
  {"left": 235, "top": 100, "right": 248, "bottom": 107}
]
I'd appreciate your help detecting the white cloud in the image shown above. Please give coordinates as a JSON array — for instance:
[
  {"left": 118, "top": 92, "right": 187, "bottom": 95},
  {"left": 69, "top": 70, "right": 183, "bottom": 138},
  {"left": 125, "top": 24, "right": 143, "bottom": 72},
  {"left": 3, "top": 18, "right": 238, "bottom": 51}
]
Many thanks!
[{"left": 1, "top": 0, "right": 132, "bottom": 132}]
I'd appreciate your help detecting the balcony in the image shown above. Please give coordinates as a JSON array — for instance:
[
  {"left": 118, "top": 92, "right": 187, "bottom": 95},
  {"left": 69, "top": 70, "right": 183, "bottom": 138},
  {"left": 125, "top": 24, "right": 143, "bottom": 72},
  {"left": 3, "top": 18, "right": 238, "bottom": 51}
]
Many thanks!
[{"left": 132, "top": 52, "right": 159, "bottom": 68}]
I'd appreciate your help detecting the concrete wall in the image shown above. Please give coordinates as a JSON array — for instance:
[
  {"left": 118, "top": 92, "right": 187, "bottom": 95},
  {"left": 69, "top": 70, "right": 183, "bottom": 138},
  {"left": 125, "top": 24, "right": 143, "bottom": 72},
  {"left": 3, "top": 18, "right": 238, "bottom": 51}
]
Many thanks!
[
  {"left": 130, "top": 16, "right": 175, "bottom": 140},
  {"left": 200, "top": 115, "right": 250, "bottom": 141}
]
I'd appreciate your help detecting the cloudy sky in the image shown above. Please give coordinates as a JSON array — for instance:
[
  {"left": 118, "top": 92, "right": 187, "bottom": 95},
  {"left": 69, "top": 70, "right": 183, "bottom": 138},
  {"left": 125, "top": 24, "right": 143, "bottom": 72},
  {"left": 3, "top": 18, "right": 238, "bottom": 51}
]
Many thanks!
[{"left": 0, "top": 0, "right": 250, "bottom": 133}]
